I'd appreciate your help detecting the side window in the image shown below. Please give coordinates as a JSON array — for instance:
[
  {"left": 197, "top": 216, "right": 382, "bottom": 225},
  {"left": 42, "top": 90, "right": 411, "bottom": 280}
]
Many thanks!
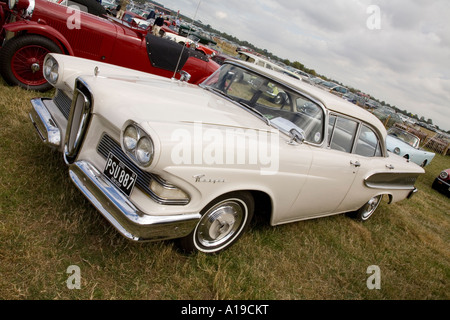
[
  {"left": 355, "top": 125, "right": 382, "bottom": 157},
  {"left": 329, "top": 116, "right": 358, "bottom": 153}
]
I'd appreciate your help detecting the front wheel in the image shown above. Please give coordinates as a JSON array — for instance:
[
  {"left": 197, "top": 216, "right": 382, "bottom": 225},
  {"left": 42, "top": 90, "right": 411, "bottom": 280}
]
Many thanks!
[
  {"left": 0, "top": 35, "right": 63, "bottom": 91},
  {"left": 178, "top": 191, "right": 254, "bottom": 254}
]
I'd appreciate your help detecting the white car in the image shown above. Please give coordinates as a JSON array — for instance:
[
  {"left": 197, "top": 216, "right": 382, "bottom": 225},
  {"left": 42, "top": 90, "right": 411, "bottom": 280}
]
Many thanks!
[
  {"left": 235, "top": 51, "right": 302, "bottom": 81},
  {"left": 29, "top": 53, "right": 424, "bottom": 253},
  {"left": 386, "top": 127, "right": 435, "bottom": 167}
]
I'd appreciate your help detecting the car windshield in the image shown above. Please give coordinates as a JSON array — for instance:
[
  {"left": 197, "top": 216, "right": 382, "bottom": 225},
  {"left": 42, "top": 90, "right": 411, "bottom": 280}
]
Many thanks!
[
  {"left": 388, "top": 127, "right": 420, "bottom": 148},
  {"left": 201, "top": 63, "right": 325, "bottom": 144}
]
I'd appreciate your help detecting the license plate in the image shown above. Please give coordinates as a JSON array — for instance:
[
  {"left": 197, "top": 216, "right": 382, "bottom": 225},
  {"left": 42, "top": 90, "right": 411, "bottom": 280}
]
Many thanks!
[{"left": 104, "top": 153, "right": 137, "bottom": 197}]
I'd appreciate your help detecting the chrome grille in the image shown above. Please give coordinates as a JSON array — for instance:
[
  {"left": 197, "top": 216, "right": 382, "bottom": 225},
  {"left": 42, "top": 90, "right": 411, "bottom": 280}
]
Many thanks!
[
  {"left": 64, "top": 80, "right": 92, "bottom": 164},
  {"left": 54, "top": 90, "right": 72, "bottom": 120},
  {"left": 97, "top": 133, "right": 155, "bottom": 199}
]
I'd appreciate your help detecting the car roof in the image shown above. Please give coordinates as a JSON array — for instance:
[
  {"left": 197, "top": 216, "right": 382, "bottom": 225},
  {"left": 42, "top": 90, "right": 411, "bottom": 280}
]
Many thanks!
[{"left": 224, "top": 59, "right": 387, "bottom": 138}]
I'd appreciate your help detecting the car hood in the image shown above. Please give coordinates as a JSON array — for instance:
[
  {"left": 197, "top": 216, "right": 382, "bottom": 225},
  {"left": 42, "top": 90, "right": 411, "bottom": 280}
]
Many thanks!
[{"left": 84, "top": 75, "right": 272, "bottom": 132}]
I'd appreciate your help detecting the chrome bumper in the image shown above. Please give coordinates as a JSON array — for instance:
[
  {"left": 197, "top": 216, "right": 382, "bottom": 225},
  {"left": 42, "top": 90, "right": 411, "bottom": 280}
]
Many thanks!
[
  {"left": 68, "top": 160, "right": 200, "bottom": 242},
  {"left": 407, "top": 187, "right": 418, "bottom": 199},
  {"left": 29, "top": 98, "right": 62, "bottom": 148}
]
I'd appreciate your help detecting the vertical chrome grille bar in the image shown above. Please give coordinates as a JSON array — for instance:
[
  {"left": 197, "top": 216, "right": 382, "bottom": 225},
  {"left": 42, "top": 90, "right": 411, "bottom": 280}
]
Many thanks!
[{"left": 64, "top": 79, "right": 93, "bottom": 164}]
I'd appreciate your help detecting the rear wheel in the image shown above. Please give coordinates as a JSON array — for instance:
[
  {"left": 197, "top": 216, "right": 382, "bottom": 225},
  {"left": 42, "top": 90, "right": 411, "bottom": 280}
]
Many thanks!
[
  {"left": 178, "top": 191, "right": 254, "bottom": 254},
  {"left": 0, "top": 35, "right": 63, "bottom": 91},
  {"left": 353, "top": 195, "right": 382, "bottom": 221}
]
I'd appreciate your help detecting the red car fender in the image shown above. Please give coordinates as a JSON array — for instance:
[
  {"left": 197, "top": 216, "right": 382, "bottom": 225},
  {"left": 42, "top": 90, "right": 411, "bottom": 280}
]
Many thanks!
[{"left": 3, "top": 20, "right": 74, "bottom": 55}]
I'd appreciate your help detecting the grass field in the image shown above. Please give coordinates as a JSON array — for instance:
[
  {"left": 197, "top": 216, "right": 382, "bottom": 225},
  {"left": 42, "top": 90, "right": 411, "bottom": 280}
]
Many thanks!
[{"left": 0, "top": 78, "right": 449, "bottom": 300}]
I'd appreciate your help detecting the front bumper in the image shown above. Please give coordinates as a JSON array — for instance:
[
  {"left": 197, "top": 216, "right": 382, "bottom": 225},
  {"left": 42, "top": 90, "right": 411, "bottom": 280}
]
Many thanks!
[
  {"left": 69, "top": 160, "right": 201, "bottom": 242},
  {"left": 29, "top": 98, "right": 61, "bottom": 148},
  {"left": 30, "top": 97, "right": 200, "bottom": 242},
  {"left": 29, "top": 97, "right": 68, "bottom": 151}
]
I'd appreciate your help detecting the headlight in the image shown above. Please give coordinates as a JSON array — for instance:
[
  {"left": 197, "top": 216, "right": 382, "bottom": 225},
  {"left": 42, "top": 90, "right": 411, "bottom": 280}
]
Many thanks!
[
  {"left": 10, "top": 0, "right": 35, "bottom": 18},
  {"left": 136, "top": 136, "right": 154, "bottom": 166},
  {"left": 440, "top": 171, "right": 449, "bottom": 180},
  {"left": 393, "top": 147, "right": 400, "bottom": 154},
  {"left": 122, "top": 123, "right": 154, "bottom": 167},
  {"left": 43, "top": 56, "right": 59, "bottom": 84},
  {"left": 8, "top": 0, "right": 17, "bottom": 9},
  {"left": 123, "top": 125, "right": 138, "bottom": 151}
]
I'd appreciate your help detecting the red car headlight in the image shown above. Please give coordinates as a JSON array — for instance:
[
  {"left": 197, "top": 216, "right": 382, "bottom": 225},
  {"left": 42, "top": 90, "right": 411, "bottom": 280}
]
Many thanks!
[
  {"left": 439, "top": 171, "right": 449, "bottom": 180},
  {"left": 9, "top": 0, "right": 34, "bottom": 18}
]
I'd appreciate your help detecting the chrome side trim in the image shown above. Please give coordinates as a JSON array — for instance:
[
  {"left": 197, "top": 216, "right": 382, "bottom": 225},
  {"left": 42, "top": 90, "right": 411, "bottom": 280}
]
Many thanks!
[
  {"left": 364, "top": 172, "right": 420, "bottom": 190},
  {"left": 29, "top": 98, "right": 61, "bottom": 148},
  {"left": 68, "top": 160, "right": 200, "bottom": 242}
]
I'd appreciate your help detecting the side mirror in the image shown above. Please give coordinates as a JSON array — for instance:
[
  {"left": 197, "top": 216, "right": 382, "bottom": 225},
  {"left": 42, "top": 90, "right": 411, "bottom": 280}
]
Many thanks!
[{"left": 288, "top": 128, "right": 305, "bottom": 144}]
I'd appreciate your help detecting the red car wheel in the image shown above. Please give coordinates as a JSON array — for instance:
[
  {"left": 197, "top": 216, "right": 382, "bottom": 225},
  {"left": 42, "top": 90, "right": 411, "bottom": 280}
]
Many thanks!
[
  {"left": 0, "top": 35, "right": 62, "bottom": 91},
  {"left": 11, "top": 44, "right": 50, "bottom": 87}
]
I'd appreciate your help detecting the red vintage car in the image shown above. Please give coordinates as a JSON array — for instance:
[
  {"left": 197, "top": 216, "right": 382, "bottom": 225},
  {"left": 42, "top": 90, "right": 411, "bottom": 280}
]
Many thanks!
[{"left": 0, "top": 0, "right": 219, "bottom": 91}]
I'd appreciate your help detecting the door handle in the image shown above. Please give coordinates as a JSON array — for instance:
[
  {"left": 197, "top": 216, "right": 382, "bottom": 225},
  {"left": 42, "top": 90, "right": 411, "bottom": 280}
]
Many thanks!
[
  {"left": 350, "top": 160, "right": 361, "bottom": 167},
  {"left": 386, "top": 164, "right": 395, "bottom": 170}
]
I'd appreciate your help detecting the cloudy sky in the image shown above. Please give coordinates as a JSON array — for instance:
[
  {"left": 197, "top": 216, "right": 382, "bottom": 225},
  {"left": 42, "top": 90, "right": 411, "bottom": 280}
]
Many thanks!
[{"left": 157, "top": 0, "right": 450, "bottom": 131}]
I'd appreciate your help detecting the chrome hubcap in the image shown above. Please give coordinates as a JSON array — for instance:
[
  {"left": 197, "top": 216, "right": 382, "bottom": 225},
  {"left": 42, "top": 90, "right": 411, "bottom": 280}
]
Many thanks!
[
  {"left": 196, "top": 199, "right": 246, "bottom": 248},
  {"left": 362, "top": 196, "right": 381, "bottom": 219},
  {"left": 31, "top": 62, "right": 40, "bottom": 73}
]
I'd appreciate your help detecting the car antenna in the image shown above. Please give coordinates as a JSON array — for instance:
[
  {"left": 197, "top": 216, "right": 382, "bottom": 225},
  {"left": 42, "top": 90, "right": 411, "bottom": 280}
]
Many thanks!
[{"left": 172, "top": 0, "right": 202, "bottom": 81}]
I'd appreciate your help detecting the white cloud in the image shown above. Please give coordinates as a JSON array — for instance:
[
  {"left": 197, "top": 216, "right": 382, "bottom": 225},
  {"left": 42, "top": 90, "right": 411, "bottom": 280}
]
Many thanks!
[{"left": 215, "top": 11, "right": 227, "bottom": 19}]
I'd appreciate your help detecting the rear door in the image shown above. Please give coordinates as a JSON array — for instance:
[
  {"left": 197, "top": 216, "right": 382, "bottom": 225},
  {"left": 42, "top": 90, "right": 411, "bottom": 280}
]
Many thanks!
[{"left": 283, "top": 115, "right": 361, "bottom": 221}]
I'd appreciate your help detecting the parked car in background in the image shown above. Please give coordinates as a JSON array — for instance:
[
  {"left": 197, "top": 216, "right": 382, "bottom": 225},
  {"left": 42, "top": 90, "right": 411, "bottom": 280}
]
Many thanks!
[
  {"left": 308, "top": 77, "right": 325, "bottom": 86},
  {"left": 343, "top": 92, "right": 366, "bottom": 107},
  {"left": 235, "top": 51, "right": 301, "bottom": 80},
  {"left": 317, "top": 80, "right": 339, "bottom": 91},
  {"left": 0, "top": 0, "right": 219, "bottom": 90},
  {"left": 121, "top": 11, "right": 151, "bottom": 30},
  {"left": 386, "top": 127, "right": 435, "bottom": 167},
  {"left": 29, "top": 54, "right": 423, "bottom": 254},
  {"left": 432, "top": 169, "right": 450, "bottom": 197},
  {"left": 372, "top": 107, "right": 403, "bottom": 128},
  {"left": 294, "top": 69, "right": 312, "bottom": 81},
  {"left": 210, "top": 52, "right": 235, "bottom": 65},
  {"left": 163, "top": 33, "right": 217, "bottom": 57},
  {"left": 178, "top": 23, "right": 217, "bottom": 46},
  {"left": 329, "top": 85, "right": 348, "bottom": 97}
]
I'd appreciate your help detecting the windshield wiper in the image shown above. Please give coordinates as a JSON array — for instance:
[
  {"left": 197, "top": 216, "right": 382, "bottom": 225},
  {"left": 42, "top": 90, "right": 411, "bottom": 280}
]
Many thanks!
[{"left": 203, "top": 85, "right": 227, "bottom": 97}]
